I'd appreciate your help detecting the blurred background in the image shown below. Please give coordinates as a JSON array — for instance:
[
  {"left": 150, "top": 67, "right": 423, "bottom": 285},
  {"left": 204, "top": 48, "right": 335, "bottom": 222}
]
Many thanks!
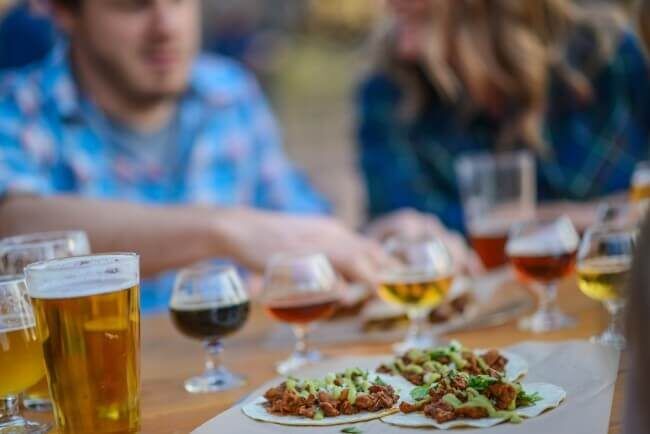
[
  {"left": 0, "top": 0, "right": 640, "bottom": 228},
  {"left": 202, "top": 0, "right": 381, "bottom": 227}
]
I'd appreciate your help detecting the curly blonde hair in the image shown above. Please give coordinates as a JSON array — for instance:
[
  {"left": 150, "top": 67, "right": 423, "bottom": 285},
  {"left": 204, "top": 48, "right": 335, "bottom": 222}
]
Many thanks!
[{"left": 375, "top": 0, "right": 624, "bottom": 153}]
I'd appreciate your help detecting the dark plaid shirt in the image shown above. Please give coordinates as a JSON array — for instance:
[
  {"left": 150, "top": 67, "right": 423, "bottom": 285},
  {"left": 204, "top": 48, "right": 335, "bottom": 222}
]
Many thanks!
[{"left": 357, "top": 33, "right": 650, "bottom": 233}]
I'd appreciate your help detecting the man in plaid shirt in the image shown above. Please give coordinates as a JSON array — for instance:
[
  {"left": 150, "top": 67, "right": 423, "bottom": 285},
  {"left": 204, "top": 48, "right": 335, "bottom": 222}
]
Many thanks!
[{"left": 0, "top": 0, "right": 390, "bottom": 310}]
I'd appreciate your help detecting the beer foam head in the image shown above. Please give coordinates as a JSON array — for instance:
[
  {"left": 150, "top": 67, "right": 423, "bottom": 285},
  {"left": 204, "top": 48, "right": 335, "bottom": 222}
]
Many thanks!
[
  {"left": 25, "top": 253, "right": 139, "bottom": 299},
  {"left": 506, "top": 216, "right": 579, "bottom": 257}
]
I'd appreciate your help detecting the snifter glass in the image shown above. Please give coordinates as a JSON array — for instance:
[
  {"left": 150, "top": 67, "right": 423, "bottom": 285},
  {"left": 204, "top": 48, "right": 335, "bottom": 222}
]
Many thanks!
[
  {"left": 0, "top": 275, "right": 50, "bottom": 434},
  {"left": 169, "top": 264, "right": 250, "bottom": 393},
  {"left": 0, "top": 230, "right": 90, "bottom": 412},
  {"left": 261, "top": 253, "right": 341, "bottom": 375},
  {"left": 25, "top": 254, "right": 140, "bottom": 434},
  {"left": 506, "top": 216, "right": 579, "bottom": 332},
  {"left": 377, "top": 235, "right": 454, "bottom": 353},
  {"left": 577, "top": 224, "right": 636, "bottom": 349}
]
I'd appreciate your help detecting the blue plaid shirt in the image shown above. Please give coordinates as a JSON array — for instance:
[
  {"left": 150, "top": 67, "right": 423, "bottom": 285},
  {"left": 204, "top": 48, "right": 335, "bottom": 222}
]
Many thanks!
[
  {"left": 0, "top": 44, "right": 328, "bottom": 212},
  {"left": 0, "top": 45, "right": 328, "bottom": 312},
  {"left": 357, "top": 32, "right": 650, "bottom": 234}
]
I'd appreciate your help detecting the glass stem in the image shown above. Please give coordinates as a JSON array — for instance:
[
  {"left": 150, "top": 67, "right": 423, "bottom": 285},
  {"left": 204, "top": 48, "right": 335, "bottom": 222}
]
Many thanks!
[
  {"left": 540, "top": 282, "right": 558, "bottom": 314},
  {"left": 204, "top": 339, "right": 224, "bottom": 375},
  {"left": 406, "top": 308, "right": 427, "bottom": 342},
  {"left": 604, "top": 300, "right": 625, "bottom": 337},
  {"left": 0, "top": 395, "right": 20, "bottom": 422},
  {"left": 292, "top": 325, "right": 309, "bottom": 357}
]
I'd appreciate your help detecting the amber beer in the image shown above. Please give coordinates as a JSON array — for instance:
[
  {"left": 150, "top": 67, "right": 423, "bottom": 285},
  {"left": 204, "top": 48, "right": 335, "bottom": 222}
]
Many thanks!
[
  {"left": 469, "top": 221, "right": 510, "bottom": 270},
  {"left": 377, "top": 271, "right": 453, "bottom": 309},
  {"left": 25, "top": 254, "right": 140, "bottom": 434},
  {"left": 630, "top": 162, "right": 650, "bottom": 203},
  {"left": 265, "top": 294, "right": 338, "bottom": 324},
  {"left": 510, "top": 251, "right": 577, "bottom": 283},
  {"left": 0, "top": 316, "right": 45, "bottom": 397}
]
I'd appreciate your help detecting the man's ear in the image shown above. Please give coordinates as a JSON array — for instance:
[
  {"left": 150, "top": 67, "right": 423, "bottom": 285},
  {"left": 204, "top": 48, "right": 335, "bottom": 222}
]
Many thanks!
[{"left": 49, "top": 2, "right": 78, "bottom": 35}]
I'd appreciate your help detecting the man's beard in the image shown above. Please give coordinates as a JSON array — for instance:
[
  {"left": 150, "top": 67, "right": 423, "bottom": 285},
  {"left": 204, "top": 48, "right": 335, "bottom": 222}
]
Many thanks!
[{"left": 81, "top": 45, "right": 188, "bottom": 110}]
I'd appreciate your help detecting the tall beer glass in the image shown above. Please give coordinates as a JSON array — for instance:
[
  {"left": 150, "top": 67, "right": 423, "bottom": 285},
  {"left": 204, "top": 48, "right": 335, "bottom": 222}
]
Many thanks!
[
  {"left": 0, "top": 275, "right": 49, "bottom": 433},
  {"left": 0, "top": 230, "right": 91, "bottom": 411},
  {"left": 25, "top": 254, "right": 140, "bottom": 434},
  {"left": 456, "top": 151, "right": 536, "bottom": 270}
]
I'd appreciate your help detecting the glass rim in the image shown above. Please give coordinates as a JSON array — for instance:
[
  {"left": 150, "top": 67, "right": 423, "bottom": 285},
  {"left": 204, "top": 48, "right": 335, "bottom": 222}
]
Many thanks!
[
  {"left": 176, "top": 262, "right": 238, "bottom": 279},
  {"left": 0, "top": 274, "right": 25, "bottom": 286},
  {"left": 0, "top": 230, "right": 87, "bottom": 247},
  {"left": 266, "top": 251, "right": 330, "bottom": 267},
  {"left": 24, "top": 252, "right": 138, "bottom": 273}
]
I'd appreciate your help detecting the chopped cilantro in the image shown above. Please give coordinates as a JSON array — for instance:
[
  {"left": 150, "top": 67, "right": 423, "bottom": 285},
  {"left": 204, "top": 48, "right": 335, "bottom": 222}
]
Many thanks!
[
  {"left": 341, "top": 427, "right": 362, "bottom": 433},
  {"left": 410, "top": 385, "right": 430, "bottom": 401}
]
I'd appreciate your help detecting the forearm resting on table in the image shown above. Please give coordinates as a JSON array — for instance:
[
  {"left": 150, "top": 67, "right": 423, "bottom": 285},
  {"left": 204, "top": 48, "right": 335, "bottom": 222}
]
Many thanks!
[{"left": 0, "top": 194, "right": 238, "bottom": 277}]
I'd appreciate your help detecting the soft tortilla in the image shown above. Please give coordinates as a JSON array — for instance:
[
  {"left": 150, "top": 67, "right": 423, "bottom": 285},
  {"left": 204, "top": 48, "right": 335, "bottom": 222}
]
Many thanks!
[
  {"left": 501, "top": 350, "right": 528, "bottom": 381},
  {"left": 381, "top": 382, "right": 566, "bottom": 429},
  {"left": 241, "top": 373, "right": 405, "bottom": 427}
]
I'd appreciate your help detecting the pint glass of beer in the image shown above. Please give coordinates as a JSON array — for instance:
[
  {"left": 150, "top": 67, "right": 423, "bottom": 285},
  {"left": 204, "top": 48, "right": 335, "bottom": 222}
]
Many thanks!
[
  {"left": 455, "top": 151, "right": 536, "bottom": 270},
  {"left": 25, "top": 253, "right": 140, "bottom": 434},
  {"left": 0, "top": 230, "right": 91, "bottom": 411}
]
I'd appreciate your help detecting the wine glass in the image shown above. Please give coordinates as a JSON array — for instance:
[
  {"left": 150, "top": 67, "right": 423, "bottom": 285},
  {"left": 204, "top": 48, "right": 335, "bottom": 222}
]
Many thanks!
[
  {"left": 377, "top": 235, "right": 454, "bottom": 353},
  {"left": 0, "top": 275, "right": 50, "bottom": 433},
  {"left": 577, "top": 224, "right": 636, "bottom": 349},
  {"left": 261, "top": 253, "right": 341, "bottom": 375},
  {"left": 506, "top": 216, "right": 579, "bottom": 332},
  {"left": 169, "top": 264, "right": 250, "bottom": 393},
  {"left": 0, "top": 230, "right": 90, "bottom": 412}
]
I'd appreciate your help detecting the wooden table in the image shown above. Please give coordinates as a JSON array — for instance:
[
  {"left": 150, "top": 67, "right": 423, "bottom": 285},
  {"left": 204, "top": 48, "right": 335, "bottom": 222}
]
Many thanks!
[{"left": 27, "top": 281, "right": 625, "bottom": 434}]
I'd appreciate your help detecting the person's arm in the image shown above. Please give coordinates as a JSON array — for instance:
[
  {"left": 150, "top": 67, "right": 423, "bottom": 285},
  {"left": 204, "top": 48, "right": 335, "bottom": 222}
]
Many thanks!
[
  {"left": 0, "top": 194, "right": 390, "bottom": 284},
  {"left": 0, "top": 195, "right": 222, "bottom": 277}
]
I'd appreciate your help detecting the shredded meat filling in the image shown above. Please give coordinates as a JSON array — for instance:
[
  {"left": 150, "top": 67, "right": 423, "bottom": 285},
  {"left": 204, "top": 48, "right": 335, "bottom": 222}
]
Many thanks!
[{"left": 263, "top": 383, "right": 399, "bottom": 419}]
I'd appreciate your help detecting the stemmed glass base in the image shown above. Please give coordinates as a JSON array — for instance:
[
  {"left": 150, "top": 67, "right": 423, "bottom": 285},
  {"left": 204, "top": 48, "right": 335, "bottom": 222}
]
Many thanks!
[
  {"left": 184, "top": 366, "right": 246, "bottom": 393},
  {"left": 276, "top": 325, "right": 323, "bottom": 375},
  {"left": 393, "top": 308, "right": 437, "bottom": 354},
  {"left": 0, "top": 396, "right": 50, "bottom": 433},
  {"left": 518, "top": 308, "right": 576, "bottom": 333},
  {"left": 0, "top": 417, "right": 51, "bottom": 434},
  {"left": 518, "top": 282, "right": 575, "bottom": 333},
  {"left": 185, "top": 340, "right": 245, "bottom": 394},
  {"left": 590, "top": 300, "right": 625, "bottom": 350},
  {"left": 276, "top": 349, "right": 322, "bottom": 375}
]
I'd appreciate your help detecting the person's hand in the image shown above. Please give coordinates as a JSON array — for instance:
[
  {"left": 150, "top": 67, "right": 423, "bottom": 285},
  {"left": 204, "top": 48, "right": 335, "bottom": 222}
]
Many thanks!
[
  {"left": 365, "top": 208, "right": 484, "bottom": 275},
  {"left": 215, "top": 208, "right": 393, "bottom": 286}
]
